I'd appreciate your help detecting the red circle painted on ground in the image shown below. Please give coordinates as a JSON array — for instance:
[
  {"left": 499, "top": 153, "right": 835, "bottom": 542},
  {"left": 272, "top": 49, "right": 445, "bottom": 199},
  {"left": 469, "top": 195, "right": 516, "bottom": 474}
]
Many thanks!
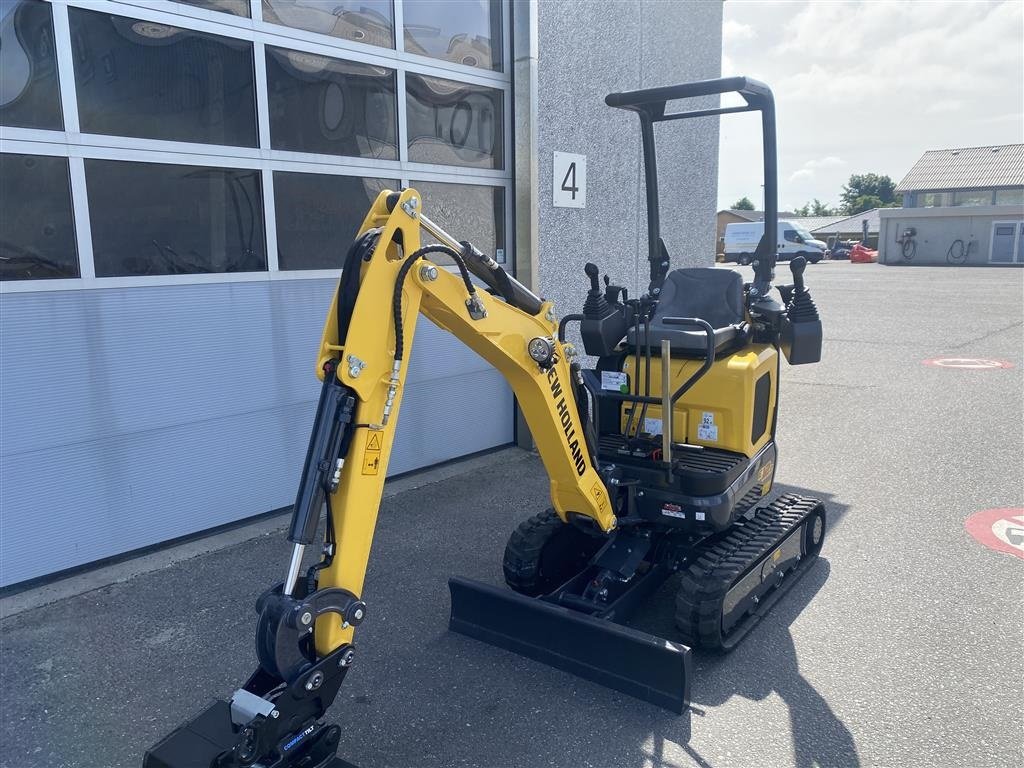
[
  {"left": 965, "top": 508, "right": 1024, "bottom": 560},
  {"left": 922, "top": 357, "right": 1014, "bottom": 370}
]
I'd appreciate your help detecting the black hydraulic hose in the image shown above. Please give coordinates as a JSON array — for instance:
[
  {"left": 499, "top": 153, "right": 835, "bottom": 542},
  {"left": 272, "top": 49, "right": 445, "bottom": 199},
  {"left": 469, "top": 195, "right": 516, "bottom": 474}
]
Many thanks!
[{"left": 393, "top": 244, "right": 477, "bottom": 362}]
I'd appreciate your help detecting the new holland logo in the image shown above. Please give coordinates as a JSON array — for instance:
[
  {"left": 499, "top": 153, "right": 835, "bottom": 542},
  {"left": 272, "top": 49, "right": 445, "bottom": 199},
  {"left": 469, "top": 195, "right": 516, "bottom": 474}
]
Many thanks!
[{"left": 546, "top": 368, "right": 586, "bottom": 476}]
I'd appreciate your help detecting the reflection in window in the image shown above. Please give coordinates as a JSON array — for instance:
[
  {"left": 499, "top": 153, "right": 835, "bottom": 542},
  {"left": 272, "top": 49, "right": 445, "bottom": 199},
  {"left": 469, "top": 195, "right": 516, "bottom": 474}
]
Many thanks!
[
  {"left": 171, "top": 0, "right": 251, "bottom": 16},
  {"left": 68, "top": 7, "right": 257, "bottom": 146},
  {"left": 995, "top": 188, "right": 1024, "bottom": 206},
  {"left": 274, "top": 172, "right": 396, "bottom": 270},
  {"left": 406, "top": 74, "right": 503, "bottom": 169},
  {"left": 265, "top": 47, "right": 396, "bottom": 160},
  {"left": 952, "top": 190, "right": 993, "bottom": 207},
  {"left": 262, "top": 0, "right": 393, "bottom": 49},
  {"left": 403, "top": 0, "right": 502, "bottom": 71},
  {"left": 917, "top": 192, "right": 948, "bottom": 208},
  {"left": 411, "top": 180, "right": 505, "bottom": 262},
  {"left": 0, "top": 153, "right": 79, "bottom": 280},
  {"left": 85, "top": 159, "right": 266, "bottom": 276},
  {"left": 0, "top": 0, "right": 63, "bottom": 130}
]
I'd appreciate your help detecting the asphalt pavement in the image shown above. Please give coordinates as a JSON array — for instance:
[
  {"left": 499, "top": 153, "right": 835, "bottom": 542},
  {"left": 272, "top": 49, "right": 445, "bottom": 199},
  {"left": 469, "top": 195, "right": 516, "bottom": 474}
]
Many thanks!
[{"left": 1, "top": 261, "right": 1022, "bottom": 768}]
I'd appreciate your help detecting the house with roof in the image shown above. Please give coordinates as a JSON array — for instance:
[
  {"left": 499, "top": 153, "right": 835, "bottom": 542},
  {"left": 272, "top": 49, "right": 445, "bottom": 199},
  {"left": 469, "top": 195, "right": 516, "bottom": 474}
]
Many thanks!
[
  {"left": 813, "top": 209, "right": 882, "bottom": 249},
  {"left": 879, "top": 144, "right": 1024, "bottom": 265}
]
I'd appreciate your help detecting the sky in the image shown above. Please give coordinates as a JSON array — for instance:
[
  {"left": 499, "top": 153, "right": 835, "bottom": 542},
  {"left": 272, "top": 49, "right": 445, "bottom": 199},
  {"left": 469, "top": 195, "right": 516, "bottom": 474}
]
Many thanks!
[{"left": 717, "top": 0, "right": 1024, "bottom": 212}]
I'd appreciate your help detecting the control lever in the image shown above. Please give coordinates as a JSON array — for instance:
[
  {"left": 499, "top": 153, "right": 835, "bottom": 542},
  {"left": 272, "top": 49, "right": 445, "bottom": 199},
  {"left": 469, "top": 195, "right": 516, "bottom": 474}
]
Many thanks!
[
  {"left": 580, "top": 263, "right": 628, "bottom": 356},
  {"left": 789, "top": 255, "right": 807, "bottom": 294},
  {"left": 602, "top": 273, "right": 627, "bottom": 305}
]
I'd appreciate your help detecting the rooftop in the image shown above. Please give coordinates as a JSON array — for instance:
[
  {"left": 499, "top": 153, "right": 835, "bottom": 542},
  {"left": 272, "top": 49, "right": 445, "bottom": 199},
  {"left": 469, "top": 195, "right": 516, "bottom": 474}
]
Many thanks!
[
  {"left": 895, "top": 144, "right": 1024, "bottom": 193},
  {"left": 812, "top": 208, "right": 883, "bottom": 235}
]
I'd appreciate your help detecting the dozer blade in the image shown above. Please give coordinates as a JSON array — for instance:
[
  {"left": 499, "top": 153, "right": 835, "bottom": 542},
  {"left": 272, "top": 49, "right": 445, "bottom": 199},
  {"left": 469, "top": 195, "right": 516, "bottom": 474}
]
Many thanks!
[{"left": 448, "top": 576, "right": 692, "bottom": 713}]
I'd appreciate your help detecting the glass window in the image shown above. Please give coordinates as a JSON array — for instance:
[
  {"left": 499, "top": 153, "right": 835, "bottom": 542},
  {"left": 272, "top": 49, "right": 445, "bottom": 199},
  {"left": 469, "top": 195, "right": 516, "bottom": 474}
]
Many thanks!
[
  {"left": 68, "top": 7, "right": 257, "bottom": 147},
  {"left": 171, "top": 1, "right": 251, "bottom": 17},
  {"left": 783, "top": 229, "right": 800, "bottom": 243},
  {"left": 995, "top": 188, "right": 1024, "bottom": 206},
  {"left": 403, "top": 0, "right": 502, "bottom": 71},
  {"left": 262, "top": 0, "right": 393, "bottom": 49},
  {"left": 0, "top": 153, "right": 78, "bottom": 280},
  {"left": 265, "top": 46, "right": 397, "bottom": 160},
  {"left": 0, "top": 0, "right": 63, "bottom": 130},
  {"left": 406, "top": 74, "right": 503, "bottom": 169},
  {"left": 916, "top": 192, "right": 949, "bottom": 208},
  {"left": 85, "top": 159, "right": 266, "bottom": 276},
  {"left": 952, "top": 190, "right": 993, "bottom": 207},
  {"left": 410, "top": 180, "right": 505, "bottom": 262},
  {"left": 274, "top": 172, "right": 397, "bottom": 270}
]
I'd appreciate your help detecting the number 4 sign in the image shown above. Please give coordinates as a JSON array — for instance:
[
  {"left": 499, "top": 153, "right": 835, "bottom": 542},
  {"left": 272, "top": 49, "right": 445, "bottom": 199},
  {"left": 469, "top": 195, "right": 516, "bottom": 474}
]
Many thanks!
[{"left": 553, "top": 152, "right": 586, "bottom": 208}]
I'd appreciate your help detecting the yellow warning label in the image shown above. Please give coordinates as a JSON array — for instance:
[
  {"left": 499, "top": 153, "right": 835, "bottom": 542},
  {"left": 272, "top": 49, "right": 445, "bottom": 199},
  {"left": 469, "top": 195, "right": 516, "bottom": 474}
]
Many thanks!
[
  {"left": 591, "top": 482, "right": 607, "bottom": 511},
  {"left": 361, "top": 451, "right": 381, "bottom": 475},
  {"left": 367, "top": 432, "right": 382, "bottom": 451}
]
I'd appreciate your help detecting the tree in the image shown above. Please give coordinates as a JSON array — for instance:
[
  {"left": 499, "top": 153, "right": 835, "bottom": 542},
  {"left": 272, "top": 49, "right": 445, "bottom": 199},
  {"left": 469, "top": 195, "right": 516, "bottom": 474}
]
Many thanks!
[
  {"left": 793, "top": 198, "right": 837, "bottom": 217},
  {"left": 731, "top": 196, "right": 755, "bottom": 211},
  {"left": 846, "top": 194, "right": 885, "bottom": 215},
  {"left": 840, "top": 173, "right": 898, "bottom": 214}
]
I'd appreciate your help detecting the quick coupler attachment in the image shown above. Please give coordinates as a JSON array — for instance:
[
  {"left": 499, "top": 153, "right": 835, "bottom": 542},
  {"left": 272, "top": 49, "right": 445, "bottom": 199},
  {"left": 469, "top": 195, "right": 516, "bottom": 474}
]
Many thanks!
[
  {"left": 448, "top": 577, "right": 692, "bottom": 713},
  {"left": 144, "top": 646, "right": 358, "bottom": 768}
]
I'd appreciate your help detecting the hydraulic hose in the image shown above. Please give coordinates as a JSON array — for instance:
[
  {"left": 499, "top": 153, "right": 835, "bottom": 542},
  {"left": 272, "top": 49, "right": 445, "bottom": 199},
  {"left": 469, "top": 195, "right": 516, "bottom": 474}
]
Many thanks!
[{"left": 393, "top": 244, "right": 477, "bottom": 362}]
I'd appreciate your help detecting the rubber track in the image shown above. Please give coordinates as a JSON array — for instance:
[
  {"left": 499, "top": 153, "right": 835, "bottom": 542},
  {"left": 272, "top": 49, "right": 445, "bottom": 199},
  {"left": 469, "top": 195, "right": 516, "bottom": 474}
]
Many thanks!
[
  {"left": 502, "top": 509, "right": 563, "bottom": 596},
  {"left": 674, "top": 493, "right": 821, "bottom": 651}
]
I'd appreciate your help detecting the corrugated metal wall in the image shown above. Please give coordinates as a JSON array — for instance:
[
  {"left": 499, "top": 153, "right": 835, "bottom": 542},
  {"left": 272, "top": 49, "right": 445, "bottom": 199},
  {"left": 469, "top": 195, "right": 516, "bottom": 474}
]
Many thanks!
[{"left": 0, "top": 279, "right": 512, "bottom": 586}]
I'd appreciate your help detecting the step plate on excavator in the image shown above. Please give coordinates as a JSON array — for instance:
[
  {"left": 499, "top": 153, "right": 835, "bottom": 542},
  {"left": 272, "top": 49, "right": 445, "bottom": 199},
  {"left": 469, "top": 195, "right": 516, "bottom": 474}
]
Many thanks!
[{"left": 448, "top": 577, "right": 692, "bottom": 713}]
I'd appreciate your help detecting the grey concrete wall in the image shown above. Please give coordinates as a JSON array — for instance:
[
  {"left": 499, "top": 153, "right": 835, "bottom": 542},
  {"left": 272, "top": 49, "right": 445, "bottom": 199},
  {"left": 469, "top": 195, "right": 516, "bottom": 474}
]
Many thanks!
[
  {"left": 879, "top": 207, "right": 1024, "bottom": 265},
  {"left": 534, "top": 0, "right": 723, "bottom": 318}
]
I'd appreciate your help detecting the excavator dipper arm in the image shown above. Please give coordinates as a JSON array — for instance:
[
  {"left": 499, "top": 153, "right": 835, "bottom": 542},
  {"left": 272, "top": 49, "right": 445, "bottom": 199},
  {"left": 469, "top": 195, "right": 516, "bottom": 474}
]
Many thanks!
[{"left": 144, "top": 188, "right": 620, "bottom": 768}]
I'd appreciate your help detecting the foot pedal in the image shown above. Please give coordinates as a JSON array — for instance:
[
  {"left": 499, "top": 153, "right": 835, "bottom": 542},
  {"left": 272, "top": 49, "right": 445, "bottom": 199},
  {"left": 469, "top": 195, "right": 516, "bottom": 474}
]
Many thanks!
[{"left": 449, "top": 576, "right": 691, "bottom": 713}]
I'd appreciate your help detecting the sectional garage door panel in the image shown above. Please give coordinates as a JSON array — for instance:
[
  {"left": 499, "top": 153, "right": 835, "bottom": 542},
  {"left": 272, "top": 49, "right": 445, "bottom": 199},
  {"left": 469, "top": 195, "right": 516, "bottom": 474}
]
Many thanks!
[{"left": 0, "top": 280, "right": 513, "bottom": 586}]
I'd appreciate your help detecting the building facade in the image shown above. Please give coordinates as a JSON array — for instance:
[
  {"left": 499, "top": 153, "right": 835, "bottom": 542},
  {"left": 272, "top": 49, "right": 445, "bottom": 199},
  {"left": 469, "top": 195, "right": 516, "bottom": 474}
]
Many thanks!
[
  {"left": 880, "top": 144, "right": 1024, "bottom": 265},
  {"left": 0, "top": 0, "right": 722, "bottom": 586}
]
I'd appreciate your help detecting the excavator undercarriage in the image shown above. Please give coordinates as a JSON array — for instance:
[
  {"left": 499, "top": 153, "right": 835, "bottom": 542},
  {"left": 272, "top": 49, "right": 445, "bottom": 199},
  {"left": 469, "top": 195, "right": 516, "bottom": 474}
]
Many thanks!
[{"left": 146, "top": 76, "right": 827, "bottom": 767}]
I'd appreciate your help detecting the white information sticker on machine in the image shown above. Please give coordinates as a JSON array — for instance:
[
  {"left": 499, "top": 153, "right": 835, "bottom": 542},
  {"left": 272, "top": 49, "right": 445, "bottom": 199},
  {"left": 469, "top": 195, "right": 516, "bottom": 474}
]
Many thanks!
[
  {"left": 698, "top": 411, "right": 719, "bottom": 442},
  {"left": 553, "top": 152, "right": 587, "bottom": 208},
  {"left": 601, "top": 371, "right": 628, "bottom": 392}
]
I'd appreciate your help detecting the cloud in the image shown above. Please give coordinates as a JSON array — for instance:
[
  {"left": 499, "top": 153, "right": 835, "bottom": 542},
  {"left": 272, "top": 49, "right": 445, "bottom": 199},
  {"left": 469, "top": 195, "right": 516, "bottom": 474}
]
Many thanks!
[
  {"left": 789, "top": 157, "right": 846, "bottom": 182},
  {"left": 718, "top": 0, "right": 1023, "bottom": 209},
  {"left": 723, "top": 19, "right": 755, "bottom": 42}
]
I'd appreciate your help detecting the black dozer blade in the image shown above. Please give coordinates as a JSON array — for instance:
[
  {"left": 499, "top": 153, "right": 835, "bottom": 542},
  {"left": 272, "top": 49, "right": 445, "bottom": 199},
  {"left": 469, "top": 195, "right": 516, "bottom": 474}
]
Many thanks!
[{"left": 448, "top": 576, "right": 692, "bottom": 713}]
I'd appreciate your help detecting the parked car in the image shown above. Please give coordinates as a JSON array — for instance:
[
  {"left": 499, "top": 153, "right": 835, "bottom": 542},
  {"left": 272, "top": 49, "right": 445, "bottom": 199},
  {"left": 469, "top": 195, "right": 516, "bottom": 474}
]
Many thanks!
[{"left": 723, "top": 220, "right": 826, "bottom": 265}]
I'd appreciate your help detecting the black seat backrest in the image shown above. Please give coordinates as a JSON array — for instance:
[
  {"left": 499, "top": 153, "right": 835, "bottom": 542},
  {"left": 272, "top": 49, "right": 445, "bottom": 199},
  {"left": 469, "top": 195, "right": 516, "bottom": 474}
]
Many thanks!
[{"left": 652, "top": 268, "right": 745, "bottom": 329}]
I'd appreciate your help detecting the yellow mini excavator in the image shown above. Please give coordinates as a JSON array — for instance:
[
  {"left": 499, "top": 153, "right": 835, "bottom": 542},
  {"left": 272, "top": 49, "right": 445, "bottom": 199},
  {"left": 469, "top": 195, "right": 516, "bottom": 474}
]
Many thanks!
[{"left": 145, "top": 77, "right": 826, "bottom": 768}]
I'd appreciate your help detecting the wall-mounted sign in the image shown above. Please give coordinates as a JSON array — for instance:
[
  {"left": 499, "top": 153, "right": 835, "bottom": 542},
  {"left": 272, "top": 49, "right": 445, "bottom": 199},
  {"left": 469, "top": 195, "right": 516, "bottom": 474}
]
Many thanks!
[{"left": 553, "top": 152, "right": 586, "bottom": 208}]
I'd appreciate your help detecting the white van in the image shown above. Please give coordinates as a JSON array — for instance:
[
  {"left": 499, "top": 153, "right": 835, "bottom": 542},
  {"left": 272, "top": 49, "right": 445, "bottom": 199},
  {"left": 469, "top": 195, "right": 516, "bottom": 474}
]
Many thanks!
[{"left": 722, "top": 220, "right": 827, "bottom": 265}]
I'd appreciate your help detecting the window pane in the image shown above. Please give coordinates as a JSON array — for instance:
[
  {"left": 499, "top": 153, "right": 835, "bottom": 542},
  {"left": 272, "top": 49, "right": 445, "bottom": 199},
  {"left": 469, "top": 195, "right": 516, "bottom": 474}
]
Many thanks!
[
  {"left": 0, "top": 153, "right": 78, "bottom": 280},
  {"left": 262, "top": 0, "right": 393, "bottom": 48},
  {"left": 406, "top": 74, "right": 503, "bottom": 169},
  {"left": 266, "top": 46, "right": 397, "bottom": 160},
  {"left": 171, "top": 0, "right": 251, "bottom": 17},
  {"left": 69, "top": 7, "right": 257, "bottom": 146},
  {"left": 995, "top": 188, "right": 1024, "bottom": 206},
  {"left": 952, "top": 190, "right": 993, "bottom": 207},
  {"left": 403, "top": 0, "right": 502, "bottom": 71},
  {"left": 274, "top": 172, "right": 396, "bottom": 270},
  {"left": 917, "top": 192, "right": 948, "bottom": 208},
  {"left": 85, "top": 159, "right": 266, "bottom": 276},
  {"left": 0, "top": 0, "right": 62, "bottom": 130},
  {"left": 411, "top": 180, "right": 505, "bottom": 262}
]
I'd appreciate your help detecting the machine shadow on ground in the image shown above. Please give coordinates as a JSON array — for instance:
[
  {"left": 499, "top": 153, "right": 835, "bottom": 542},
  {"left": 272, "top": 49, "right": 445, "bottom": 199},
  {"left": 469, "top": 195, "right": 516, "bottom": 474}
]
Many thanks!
[
  {"left": 408, "top": 481, "right": 859, "bottom": 768},
  {"left": 623, "top": 483, "right": 858, "bottom": 768}
]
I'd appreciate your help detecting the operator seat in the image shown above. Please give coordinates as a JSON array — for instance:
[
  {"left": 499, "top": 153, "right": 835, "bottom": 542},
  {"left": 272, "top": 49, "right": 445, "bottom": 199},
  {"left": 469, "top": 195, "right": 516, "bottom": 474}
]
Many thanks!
[{"left": 626, "top": 268, "right": 747, "bottom": 356}]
